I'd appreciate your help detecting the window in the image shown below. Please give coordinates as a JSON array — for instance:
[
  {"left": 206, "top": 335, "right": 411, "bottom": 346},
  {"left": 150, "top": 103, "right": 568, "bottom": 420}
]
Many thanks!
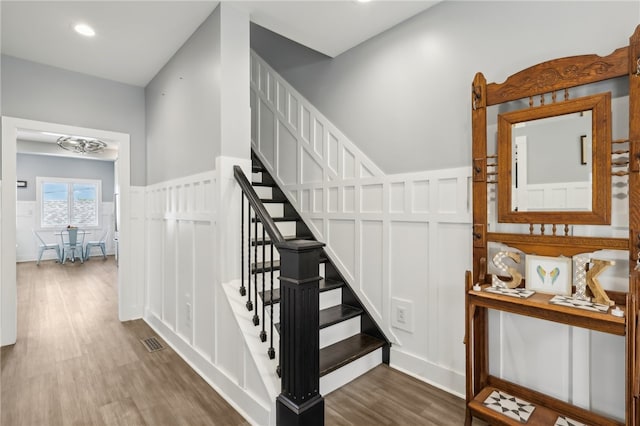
[{"left": 37, "top": 177, "right": 101, "bottom": 229}]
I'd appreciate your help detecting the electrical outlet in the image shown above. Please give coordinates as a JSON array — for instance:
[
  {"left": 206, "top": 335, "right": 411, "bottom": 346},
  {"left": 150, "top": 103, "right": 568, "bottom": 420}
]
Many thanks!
[
  {"left": 391, "top": 298, "right": 414, "bottom": 332},
  {"left": 396, "top": 306, "right": 406, "bottom": 324}
]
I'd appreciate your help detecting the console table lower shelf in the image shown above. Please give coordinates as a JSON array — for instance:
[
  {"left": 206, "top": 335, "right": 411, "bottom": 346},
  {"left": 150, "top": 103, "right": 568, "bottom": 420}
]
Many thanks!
[{"left": 467, "top": 378, "right": 623, "bottom": 426}]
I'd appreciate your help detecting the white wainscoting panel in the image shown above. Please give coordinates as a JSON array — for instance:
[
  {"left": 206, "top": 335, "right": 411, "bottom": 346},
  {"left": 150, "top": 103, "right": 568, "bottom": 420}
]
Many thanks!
[
  {"left": 128, "top": 188, "right": 146, "bottom": 320},
  {"left": 144, "top": 168, "right": 274, "bottom": 425},
  {"left": 251, "top": 50, "right": 472, "bottom": 396},
  {"left": 145, "top": 171, "right": 215, "bottom": 350}
]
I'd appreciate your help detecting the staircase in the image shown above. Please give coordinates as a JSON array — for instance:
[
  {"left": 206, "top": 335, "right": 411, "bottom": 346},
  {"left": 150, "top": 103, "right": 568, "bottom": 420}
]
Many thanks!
[{"left": 245, "top": 150, "right": 389, "bottom": 396}]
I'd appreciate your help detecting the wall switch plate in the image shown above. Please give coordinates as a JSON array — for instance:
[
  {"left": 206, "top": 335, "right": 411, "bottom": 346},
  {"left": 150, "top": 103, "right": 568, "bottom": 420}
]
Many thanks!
[
  {"left": 391, "top": 298, "right": 414, "bottom": 332},
  {"left": 185, "top": 302, "right": 192, "bottom": 326}
]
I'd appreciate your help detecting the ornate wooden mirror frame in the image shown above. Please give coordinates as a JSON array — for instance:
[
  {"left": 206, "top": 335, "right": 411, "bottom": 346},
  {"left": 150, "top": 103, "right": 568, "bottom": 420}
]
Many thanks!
[{"left": 497, "top": 92, "right": 612, "bottom": 224}]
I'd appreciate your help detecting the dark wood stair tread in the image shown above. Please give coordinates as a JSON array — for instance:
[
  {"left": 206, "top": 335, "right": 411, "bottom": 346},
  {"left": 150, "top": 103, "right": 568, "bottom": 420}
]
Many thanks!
[
  {"left": 260, "top": 277, "right": 343, "bottom": 305},
  {"left": 251, "top": 235, "right": 314, "bottom": 246},
  {"left": 274, "top": 304, "right": 362, "bottom": 333},
  {"left": 251, "top": 216, "right": 300, "bottom": 223},
  {"left": 251, "top": 181, "right": 275, "bottom": 187},
  {"left": 320, "top": 304, "right": 362, "bottom": 329},
  {"left": 258, "top": 196, "right": 288, "bottom": 202},
  {"left": 252, "top": 164, "right": 264, "bottom": 173},
  {"left": 252, "top": 256, "right": 326, "bottom": 274},
  {"left": 251, "top": 259, "right": 281, "bottom": 274},
  {"left": 319, "top": 334, "right": 385, "bottom": 377}
]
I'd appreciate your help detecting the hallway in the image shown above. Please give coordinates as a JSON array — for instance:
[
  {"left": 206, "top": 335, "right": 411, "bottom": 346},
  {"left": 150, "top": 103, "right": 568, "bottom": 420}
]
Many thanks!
[
  {"left": 1, "top": 257, "right": 475, "bottom": 425},
  {"left": 1, "top": 258, "right": 248, "bottom": 425}
]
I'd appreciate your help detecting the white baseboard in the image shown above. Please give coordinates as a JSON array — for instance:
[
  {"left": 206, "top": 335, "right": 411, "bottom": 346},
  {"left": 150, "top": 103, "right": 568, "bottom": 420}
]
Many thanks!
[
  {"left": 144, "top": 313, "right": 273, "bottom": 425},
  {"left": 389, "top": 347, "right": 465, "bottom": 399}
]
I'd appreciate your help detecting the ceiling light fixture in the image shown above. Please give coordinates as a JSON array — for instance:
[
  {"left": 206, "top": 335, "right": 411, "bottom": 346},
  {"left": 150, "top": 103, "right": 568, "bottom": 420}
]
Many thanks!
[
  {"left": 41, "top": 131, "right": 67, "bottom": 138},
  {"left": 74, "top": 23, "right": 95, "bottom": 37},
  {"left": 57, "top": 136, "right": 107, "bottom": 154}
]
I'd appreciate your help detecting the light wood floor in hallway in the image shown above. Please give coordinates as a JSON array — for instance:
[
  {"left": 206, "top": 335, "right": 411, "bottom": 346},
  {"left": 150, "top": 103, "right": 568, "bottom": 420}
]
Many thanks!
[{"left": 2, "top": 258, "right": 475, "bottom": 425}]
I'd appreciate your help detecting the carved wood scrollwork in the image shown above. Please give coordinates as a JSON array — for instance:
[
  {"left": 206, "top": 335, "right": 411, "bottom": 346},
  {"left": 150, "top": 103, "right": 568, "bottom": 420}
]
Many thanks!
[{"left": 486, "top": 48, "right": 628, "bottom": 106}]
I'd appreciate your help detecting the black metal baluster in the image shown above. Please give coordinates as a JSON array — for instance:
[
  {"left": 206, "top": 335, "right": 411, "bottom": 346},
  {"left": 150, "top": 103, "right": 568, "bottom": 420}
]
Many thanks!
[
  {"left": 268, "top": 240, "right": 275, "bottom": 359},
  {"left": 246, "top": 204, "right": 253, "bottom": 311},
  {"left": 260, "top": 227, "right": 267, "bottom": 342},
  {"left": 240, "top": 194, "right": 246, "bottom": 296},
  {"left": 253, "top": 213, "right": 259, "bottom": 325}
]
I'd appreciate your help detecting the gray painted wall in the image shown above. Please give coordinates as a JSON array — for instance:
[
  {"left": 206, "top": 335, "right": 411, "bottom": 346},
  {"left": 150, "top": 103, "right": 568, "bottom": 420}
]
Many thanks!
[
  {"left": 16, "top": 153, "right": 114, "bottom": 202},
  {"left": 145, "top": 7, "right": 221, "bottom": 185},
  {"left": 250, "top": 1, "right": 639, "bottom": 174},
  {"left": 0, "top": 55, "right": 146, "bottom": 185}
]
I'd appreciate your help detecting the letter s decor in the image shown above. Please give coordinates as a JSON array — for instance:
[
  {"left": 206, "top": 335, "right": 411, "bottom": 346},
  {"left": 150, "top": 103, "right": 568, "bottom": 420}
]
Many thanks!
[{"left": 491, "top": 251, "right": 523, "bottom": 289}]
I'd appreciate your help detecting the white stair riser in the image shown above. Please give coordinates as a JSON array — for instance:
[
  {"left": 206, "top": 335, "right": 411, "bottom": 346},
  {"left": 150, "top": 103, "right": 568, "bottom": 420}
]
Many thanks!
[
  {"left": 263, "top": 203, "right": 284, "bottom": 218},
  {"left": 320, "top": 348, "right": 383, "bottom": 396},
  {"left": 247, "top": 204, "right": 285, "bottom": 219},
  {"left": 263, "top": 286, "right": 341, "bottom": 325},
  {"left": 320, "top": 316, "right": 360, "bottom": 349},
  {"left": 251, "top": 172, "right": 263, "bottom": 183},
  {"left": 255, "top": 221, "right": 297, "bottom": 238},
  {"left": 245, "top": 264, "right": 325, "bottom": 291},
  {"left": 320, "top": 287, "right": 341, "bottom": 310},
  {"left": 253, "top": 186, "right": 272, "bottom": 199},
  {"left": 262, "top": 316, "right": 362, "bottom": 364}
]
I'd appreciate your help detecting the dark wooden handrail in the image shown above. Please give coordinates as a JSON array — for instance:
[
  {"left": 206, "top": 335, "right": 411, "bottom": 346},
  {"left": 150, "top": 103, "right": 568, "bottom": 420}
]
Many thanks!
[{"left": 233, "top": 165, "right": 284, "bottom": 244}]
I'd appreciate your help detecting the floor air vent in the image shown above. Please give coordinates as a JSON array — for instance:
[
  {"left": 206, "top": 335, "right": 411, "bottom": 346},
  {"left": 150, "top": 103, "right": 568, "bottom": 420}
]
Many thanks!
[{"left": 140, "top": 336, "right": 166, "bottom": 352}]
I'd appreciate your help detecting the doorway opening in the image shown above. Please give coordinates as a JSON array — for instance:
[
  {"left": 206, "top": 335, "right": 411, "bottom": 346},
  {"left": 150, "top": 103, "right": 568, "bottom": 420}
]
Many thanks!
[{"left": 1, "top": 116, "right": 136, "bottom": 346}]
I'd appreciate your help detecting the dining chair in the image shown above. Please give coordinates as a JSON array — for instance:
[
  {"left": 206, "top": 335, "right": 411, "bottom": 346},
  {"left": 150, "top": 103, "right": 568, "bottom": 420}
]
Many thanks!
[
  {"left": 84, "top": 230, "right": 108, "bottom": 261},
  {"left": 61, "top": 228, "right": 85, "bottom": 264},
  {"left": 33, "top": 230, "right": 61, "bottom": 265}
]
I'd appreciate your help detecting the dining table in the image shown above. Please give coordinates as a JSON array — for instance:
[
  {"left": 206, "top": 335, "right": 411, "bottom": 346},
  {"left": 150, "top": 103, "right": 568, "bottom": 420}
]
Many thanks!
[{"left": 54, "top": 228, "right": 91, "bottom": 263}]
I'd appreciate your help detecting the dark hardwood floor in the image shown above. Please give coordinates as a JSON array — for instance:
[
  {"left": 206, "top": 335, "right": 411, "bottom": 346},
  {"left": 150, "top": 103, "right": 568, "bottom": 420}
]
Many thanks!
[
  {"left": 325, "top": 364, "right": 486, "bottom": 425},
  {"left": 1, "top": 258, "right": 248, "bottom": 426},
  {"left": 2, "top": 257, "right": 480, "bottom": 425}
]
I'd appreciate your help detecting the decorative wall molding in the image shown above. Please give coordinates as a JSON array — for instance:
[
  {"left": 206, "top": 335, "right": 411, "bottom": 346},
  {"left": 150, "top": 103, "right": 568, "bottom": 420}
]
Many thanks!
[
  {"left": 251, "top": 51, "right": 472, "bottom": 395},
  {"left": 145, "top": 171, "right": 216, "bottom": 349},
  {"left": 144, "top": 169, "right": 274, "bottom": 425}
]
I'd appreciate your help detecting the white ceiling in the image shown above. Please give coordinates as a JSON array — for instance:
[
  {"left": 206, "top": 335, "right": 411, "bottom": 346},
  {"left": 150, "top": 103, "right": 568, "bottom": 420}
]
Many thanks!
[
  {"left": 3, "top": 0, "right": 438, "bottom": 159},
  {"left": 1, "top": 1, "right": 439, "bottom": 87},
  {"left": 239, "top": 1, "right": 439, "bottom": 58}
]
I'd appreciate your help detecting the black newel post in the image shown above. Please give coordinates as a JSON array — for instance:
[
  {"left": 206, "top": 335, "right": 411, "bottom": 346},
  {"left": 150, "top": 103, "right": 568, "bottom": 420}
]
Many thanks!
[{"left": 275, "top": 240, "right": 325, "bottom": 426}]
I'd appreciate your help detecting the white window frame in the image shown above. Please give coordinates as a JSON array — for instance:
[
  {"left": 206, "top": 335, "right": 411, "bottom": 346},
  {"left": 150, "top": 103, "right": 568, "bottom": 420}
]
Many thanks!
[{"left": 36, "top": 177, "right": 102, "bottom": 230}]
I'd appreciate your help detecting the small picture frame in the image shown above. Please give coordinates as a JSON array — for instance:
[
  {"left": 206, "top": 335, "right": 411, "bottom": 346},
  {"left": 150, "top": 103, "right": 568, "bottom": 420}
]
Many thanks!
[{"left": 525, "top": 255, "right": 572, "bottom": 295}]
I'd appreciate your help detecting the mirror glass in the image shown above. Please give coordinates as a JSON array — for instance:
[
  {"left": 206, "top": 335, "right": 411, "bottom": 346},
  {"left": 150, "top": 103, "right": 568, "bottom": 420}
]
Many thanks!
[
  {"left": 497, "top": 92, "right": 611, "bottom": 225},
  {"left": 511, "top": 110, "right": 592, "bottom": 212}
]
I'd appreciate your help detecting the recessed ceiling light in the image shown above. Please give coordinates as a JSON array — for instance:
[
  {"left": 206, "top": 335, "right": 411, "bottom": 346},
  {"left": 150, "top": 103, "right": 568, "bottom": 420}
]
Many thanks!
[{"left": 74, "top": 23, "right": 95, "bottom": 37}]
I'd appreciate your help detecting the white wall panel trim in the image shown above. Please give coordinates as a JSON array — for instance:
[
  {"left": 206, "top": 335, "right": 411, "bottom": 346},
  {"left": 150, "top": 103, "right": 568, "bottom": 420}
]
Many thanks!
[
  {"left": 145, "top": 170, "right": 216, "bottom": 350},
  {"left": 390, "top": 348, "right": 465, "bottom": 399},
  {"left": 144, "top": 313, "right": 272, "bottom": 425},
  {"left": 251, "top": 49, "right": 472, "bottom": 396}
]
